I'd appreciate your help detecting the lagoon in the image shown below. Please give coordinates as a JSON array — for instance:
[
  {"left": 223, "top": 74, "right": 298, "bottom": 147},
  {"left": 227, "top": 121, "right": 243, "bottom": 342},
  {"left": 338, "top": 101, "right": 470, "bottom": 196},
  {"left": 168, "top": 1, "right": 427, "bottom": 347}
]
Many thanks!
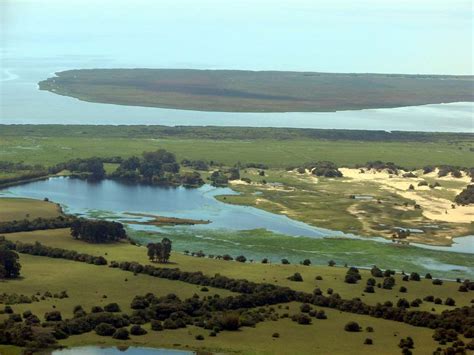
[{"left": 2, "top": 177, "right": 473, "bottom": 279}]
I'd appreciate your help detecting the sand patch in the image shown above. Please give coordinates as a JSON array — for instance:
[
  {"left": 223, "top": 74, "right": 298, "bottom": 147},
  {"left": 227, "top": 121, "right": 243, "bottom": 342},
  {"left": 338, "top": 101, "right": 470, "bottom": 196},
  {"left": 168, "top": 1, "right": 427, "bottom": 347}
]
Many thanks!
[{"left": 339, "top": 168, "right": 474, "bottom": 224}]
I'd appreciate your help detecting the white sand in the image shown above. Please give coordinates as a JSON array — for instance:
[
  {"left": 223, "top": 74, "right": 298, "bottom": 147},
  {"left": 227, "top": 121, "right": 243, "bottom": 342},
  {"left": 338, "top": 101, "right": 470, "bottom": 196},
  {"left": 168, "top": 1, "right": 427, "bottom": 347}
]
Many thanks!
[{"left": 339, "top": 168, "right": 473, "bottom": 224}]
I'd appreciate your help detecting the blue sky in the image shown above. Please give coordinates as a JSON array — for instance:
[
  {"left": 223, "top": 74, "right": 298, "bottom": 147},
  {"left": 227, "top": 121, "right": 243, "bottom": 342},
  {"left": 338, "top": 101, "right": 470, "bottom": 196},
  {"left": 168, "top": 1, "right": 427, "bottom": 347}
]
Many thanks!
[{"left": 1, "top": 0, "right": 472, "bottom": 74}]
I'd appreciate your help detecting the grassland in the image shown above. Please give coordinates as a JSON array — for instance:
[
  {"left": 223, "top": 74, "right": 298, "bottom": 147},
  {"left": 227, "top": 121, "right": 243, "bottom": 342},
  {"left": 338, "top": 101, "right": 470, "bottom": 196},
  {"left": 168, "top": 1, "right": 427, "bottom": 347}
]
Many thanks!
[
  {"left": 1, "top": 223, "right": 472, "bottom": 354},
  {"left": 0, "top": 198, "right": 62, "bottom": 222},
  {"left": 38, "top": 69, "right": 474, "bottom": 112},
  {"left": 1, "top": 126, "right": 473, "bottom": 169}
]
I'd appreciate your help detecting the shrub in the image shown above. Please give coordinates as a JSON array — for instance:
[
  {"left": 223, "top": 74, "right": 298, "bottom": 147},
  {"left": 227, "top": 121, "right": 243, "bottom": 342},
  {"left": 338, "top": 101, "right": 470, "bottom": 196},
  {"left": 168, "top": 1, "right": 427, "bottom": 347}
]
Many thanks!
[
  {"left": 104, "top": 303, "right": 121, "bottom": 312},
  {"left": 195, "top": 334, "right": 204, "bottom": 340},
  {"left": 397, "top": 298, "right": 410, "bottom": 308},
  {"left": 44, "top": 311, "right": 62, "bottom": 322},
  {"left": 235, "top": 255, "right": 247, "bottom": 263},
  {"left": 366, "top": 278, "right": 376, "bottom": 286},
  {"left": 95, "top": 322, "right": 115, "bottom": 336},
  {"left": 287, "top": 272, "right": 303, "bottom": 282},
  {"left": 151, "top": 320, "right": 163, "bottom": 331},
  {"left": 130, "top": 325, "right": 147, "bottom": 336},
  {"left": 399, "top": 337, "right": 414, "bottom": 349},
  {"left": 292, "top": 313, "right": 312, "bottom": 325},
  {"left": 364, "top": 286, "right": 375, "bottom": 293},
  {"left": 315, "top": 275, "right": 323, "bottom": 280},
  {"left": 315, "top": 310, "right": 327, "bottom": 320},
  {"left": 425, "top": 273, "right": 432, "bottom": 279},
  {"left": 328, "top": 260, "right": 336, "bottom": 267},
  {"left": 444, "top": 298, "right": 456, "bottom": 306},
  {"left": 219, "top": 312, "right": 241, "bottom": 331},
  {"left": 91, "top": 306, "right": 104, "bottom": 313},
  {"left": 345, "top": 274, "right": 359, "bottom": 284},
  {"left": 112, "top": 328, "right": 129, "bottom": 340},
  {"left": 371, "top": 266, "right": 383, "bottom": 278},
  {"left": 281, "top": 259, "right": 290, "bottom": 265},
  {"left": 302, "top": 259, "right": 311, "bottom": 266},
  {"left": 344, "top": 322, "right": 360, "bottom": 332},
  {"left": 300, "top": 303, "right": 311, "bottom": 313},
  {"left": 432, "top": 279, "right": 443, "bottom": 286},
  {"left": 272, "top": 332, "right": 280, "bottom": 338},
  {"left": 399, "top": 286, "right": 407, "bottom": 293},
  {"left": 261, "top": 258, "right": 268, "bottom": 264},
  {"left": 409, "top": 272, "right": 420, "bottom": 281},
  {"left": 364, "top": 338, "right": 373, "bottom": 345},
  {"left": 366, "top": 326, "right": 374, "bottom": 332},
  {"left": 382, "top": 277, "right": 395, "bottom": 290},
  {"left": 423, "top": 295, "right": 434, "bottom": 302}
]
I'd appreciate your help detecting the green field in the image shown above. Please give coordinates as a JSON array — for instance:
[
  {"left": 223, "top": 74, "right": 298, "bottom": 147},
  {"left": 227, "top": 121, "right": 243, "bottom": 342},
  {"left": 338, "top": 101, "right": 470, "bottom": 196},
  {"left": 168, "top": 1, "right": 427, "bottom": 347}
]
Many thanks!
[
  {"left": 38, "top": 69, "right": 474, "bottom": 112},
  {"left": 1, "top": 126, "right": 473, "bottom": 169},
  {"left": 0, "top": 198, "right": 62, "bottom": 222},
  {"left": 1, "top": 223, "right": 471, "bottom": 355}
]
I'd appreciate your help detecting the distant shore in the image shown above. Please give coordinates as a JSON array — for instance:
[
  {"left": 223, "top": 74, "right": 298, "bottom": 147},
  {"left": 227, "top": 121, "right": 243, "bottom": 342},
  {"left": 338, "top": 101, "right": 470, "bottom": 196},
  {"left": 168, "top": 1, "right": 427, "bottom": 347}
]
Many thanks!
[{"left": 38, "top": 68, "right": 474, "bottom": 113}]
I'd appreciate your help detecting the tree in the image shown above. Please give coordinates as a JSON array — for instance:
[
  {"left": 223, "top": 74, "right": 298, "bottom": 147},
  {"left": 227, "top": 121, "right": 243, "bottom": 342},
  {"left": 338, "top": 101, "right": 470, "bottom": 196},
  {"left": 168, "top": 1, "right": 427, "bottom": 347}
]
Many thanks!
[
  {"left": 287, "top": 272, "right": 303, "bottom": 282},
  {"left": 455, "top": 184, "right": 474, "bottom": 205},
  {"left": 70, "top": 219, "right": 126, "bottom": 243},
  {"left": 371, "top": 266, "right": 383, "bottom": 277},
  {"left": 95, "top": 323, "right": 115, "bottom": 336},
  {"left": 113, "top": 328, "right": 129, "bottom": 340},
  {"left": 344, "top": 321, "right": 360, "bottom": 332},
  {"left": 0, "top": 246, "right": 21, "bottom": 279},
  {"left": 146, "top": 238, "right": 172, "bottom": 263}
]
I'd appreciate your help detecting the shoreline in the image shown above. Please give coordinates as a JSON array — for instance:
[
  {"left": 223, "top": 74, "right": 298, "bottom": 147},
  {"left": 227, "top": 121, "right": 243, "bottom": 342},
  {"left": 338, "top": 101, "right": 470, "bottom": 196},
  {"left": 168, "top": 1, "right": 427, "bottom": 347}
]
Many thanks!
[{"left": 1, "top": 175, "right": 472, "bottom": 250}]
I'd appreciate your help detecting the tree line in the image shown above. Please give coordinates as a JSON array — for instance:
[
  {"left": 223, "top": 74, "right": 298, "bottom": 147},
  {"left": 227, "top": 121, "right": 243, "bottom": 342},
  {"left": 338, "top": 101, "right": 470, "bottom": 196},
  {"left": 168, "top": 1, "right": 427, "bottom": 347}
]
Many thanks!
[
  {"left": 71, "top": 219, "right": 127, "bottom": 243},
  {"left": 0, "top": 216, "right": 75, "bottom": 234}
]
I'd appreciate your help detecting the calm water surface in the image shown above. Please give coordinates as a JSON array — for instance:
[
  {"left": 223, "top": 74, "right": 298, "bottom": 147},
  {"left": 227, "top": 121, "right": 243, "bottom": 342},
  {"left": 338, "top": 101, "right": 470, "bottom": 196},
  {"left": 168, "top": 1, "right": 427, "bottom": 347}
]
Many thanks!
[
  {"left": 1, "top": 1, "right": 473, "bottom": 130},
  {"left": 1, "top": 177, "right": 473, "bottom": 279}
]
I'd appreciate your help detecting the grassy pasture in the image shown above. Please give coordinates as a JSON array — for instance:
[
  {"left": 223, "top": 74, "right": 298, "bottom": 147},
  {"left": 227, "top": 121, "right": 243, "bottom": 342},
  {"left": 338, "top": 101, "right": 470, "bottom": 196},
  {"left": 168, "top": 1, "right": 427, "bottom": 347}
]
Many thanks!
[
  {"left": 0, "top": 198, "right": 62, "bottom": 222},
  {"left": 1, "top": 135, "right": 473, "bottom": 169},
  {"left": 1, "top": 227, "right": 470, "bottom": 354},
  {"left": 4, "top": 229, "right": 472, "bottom": 314}
]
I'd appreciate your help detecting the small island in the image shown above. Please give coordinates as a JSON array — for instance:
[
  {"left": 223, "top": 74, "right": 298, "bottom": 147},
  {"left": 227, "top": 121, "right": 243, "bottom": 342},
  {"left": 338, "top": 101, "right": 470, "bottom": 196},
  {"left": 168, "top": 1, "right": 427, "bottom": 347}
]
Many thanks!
[
  {"left": 38, "top": 69, "right": 473, "bottom": 112},
  {"left": 124, "top": 212, "right": 210, "bottom": 227}
]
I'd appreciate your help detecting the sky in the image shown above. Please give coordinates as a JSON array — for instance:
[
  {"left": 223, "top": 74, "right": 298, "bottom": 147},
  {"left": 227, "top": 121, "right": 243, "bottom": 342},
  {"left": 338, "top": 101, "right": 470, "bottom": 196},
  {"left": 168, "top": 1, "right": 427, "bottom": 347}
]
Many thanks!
[{"left": 0, "top": 0, "right": 473, "bottom": 74}]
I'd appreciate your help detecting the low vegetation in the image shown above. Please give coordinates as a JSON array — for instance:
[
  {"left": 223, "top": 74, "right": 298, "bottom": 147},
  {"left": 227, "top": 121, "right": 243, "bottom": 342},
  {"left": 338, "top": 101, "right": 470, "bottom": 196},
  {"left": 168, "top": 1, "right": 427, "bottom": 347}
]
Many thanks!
[{"left": 38, "top": 69, "right": 474, "bottom": 112}]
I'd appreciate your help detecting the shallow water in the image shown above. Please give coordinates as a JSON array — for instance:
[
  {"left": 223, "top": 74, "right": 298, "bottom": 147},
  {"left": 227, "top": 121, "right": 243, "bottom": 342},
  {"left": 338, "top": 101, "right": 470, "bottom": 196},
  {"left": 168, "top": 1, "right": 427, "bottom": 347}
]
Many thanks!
[
  {"left": 2, "top": 177, "right": 473, "bottom": 279},
  {"left": 0, "top": 177, "right": 360, "bottom": 240}
]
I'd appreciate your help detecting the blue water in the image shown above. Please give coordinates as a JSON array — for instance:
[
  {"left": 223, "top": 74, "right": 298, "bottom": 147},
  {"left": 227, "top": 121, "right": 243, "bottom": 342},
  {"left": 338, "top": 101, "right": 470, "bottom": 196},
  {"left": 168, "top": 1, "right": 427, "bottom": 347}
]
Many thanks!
[
  {"left": 1, "top": 1, "right": 473, "bottom": 130},
  {"left": 0, "top": 177, "right": 358, "bottom": 240},
  {"left": 2, "top": 177, "right": 473, "bottom": 278},
  {"left": 1, "top": 177, "right": 473, "bottom": 255}
]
